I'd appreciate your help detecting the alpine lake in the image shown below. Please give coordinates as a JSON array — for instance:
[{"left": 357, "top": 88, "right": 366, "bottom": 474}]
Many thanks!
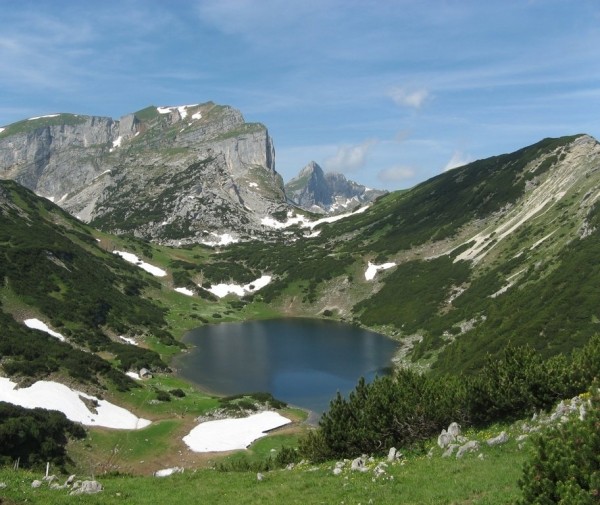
[{"left": 174, "top": 319, "right": 398, "bottom": 414}]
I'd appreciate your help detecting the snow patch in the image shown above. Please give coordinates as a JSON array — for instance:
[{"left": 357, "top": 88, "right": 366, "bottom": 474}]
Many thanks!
[
  {"left": 28, "top": 114, "right": 59, "bottom": 120},
  {"left": 157, "top": 104, "right": 199, "bottom": 120},
  {"left": 183, "top": 411, "right": 291, "bottom": 452},
  {"left": 200, "top": 233, "right": 239, "bottom": 247},
  {"left": 24, "top": 318, "right": 66, "bottom": 342},
  {"left": 126, "top": 371, "right": 141, "bottom": 380},
  {"left": 113, "top": 251, "right": 167, "bottom": 277},
  {"left": 261, "top": 205, "right": 371, "bottom": 230},
  {"left": 175, "top": 287, "right": 194, "bottom": 296},
  {"left": 0, "top": 377, "right": 151, "bottom": 430},
  {"left": 364, "top": 261, "right": 396, "bottom": 281},
  {"left": 154, "top": 467, "right": 184, "bottom": 477},
  {"left": 109, "top": 136, "right": 123, "bottom": 152},
  {"left": 208, "top": 275, "right": 272, "bottom": 298},
  {"left": 248, "top": 182, "right": 258, "bottom": 188},
  {"left": 0, "top": 127, "right": 5, "bottom": 134},
  {"left": 192, "top": 112, "right": 202, "bottom": 120},
  {"left": 119, "top": 335, "right": 138, "bottom": 346}
]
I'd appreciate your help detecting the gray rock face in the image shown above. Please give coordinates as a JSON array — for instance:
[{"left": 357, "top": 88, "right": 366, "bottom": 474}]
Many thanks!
[
  {"left": 0, "top": 103, "right": 287, "bottom": 244},
  {"left": 285, "top": 161, "right": 386, "bottom": 214}
]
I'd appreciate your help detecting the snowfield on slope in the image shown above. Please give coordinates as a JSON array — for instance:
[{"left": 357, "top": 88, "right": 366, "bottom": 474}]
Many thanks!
[
  {"left": 0, "top": 377, "right": 151, "bottom": 430},
  {"left": 364, "top": 261, "right": 396, "bottom": 280},
  {"left": 24, "top": 318, "right": 66, "bottom": 341},
  {"left": 113, "top": 251, "right": 167, "bottom": 277},
  {"left": 208, "top": 275, "right": 272, "bottom": 298},
  {"left": 261, "top": 205, "right": 370, "bottom": 230},
  {"left": 182, "top": 411, "right": 291, "bottom": 452}
]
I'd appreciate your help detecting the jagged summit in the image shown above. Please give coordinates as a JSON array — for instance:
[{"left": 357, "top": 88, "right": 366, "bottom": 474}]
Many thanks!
[{"left": 285, "top": 161, "right": 386, "bottom": 213}]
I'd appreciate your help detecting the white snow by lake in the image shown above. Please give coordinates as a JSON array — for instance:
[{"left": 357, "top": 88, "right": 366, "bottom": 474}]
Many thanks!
[
  {"left": 113, "top": 251, "right": 167, "bottom": 277},
  {"left": 24, "top": 318, "right": 66, "bottom": 342},
  {"left": 182, "top": 411, "right": 291, "bottom": 452},
  {"left": 208, "top": 275, "right": 272, "bottom": 298},
  {"left": 28, "top": 114, "right": 59, "bottom": 120},
  {"left": 0, "top": 127, "right": 5, "bottom": 134},
  {"left": 364, "top": 261, "right": 396, "bottom": 281},
  {"left": 0, "top": 377, "right": 151, "bottom": 430}
]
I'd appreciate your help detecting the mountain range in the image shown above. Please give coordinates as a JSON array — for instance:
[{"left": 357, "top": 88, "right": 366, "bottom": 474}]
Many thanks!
[
  {"left": 1, "top": 105, "right": 598, "bottom": 378},
  {"left": 0, "top": 104, "right": 382, "bottom": 245}
]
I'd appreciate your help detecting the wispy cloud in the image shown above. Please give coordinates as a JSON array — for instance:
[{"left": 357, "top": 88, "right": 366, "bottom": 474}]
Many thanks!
[
  {"left": 389, "top": 86, "right": 430, "bottom": 109},
  {"left": 324, "top": 139, "right": 377, "bottom": 173},
  {"left": 377, "top": 166, "right": 416, "bottom": 183},
  {"left": 443, "top": 151, "right": 473, "bottom": 171}
]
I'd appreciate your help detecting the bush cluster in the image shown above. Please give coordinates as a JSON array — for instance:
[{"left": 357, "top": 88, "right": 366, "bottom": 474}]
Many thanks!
[
  {"left": 0, "top": 402, "right": 86, "bottom": 468},
  {"left": 300, "top": 336, "right": 600, "bottom": 461},
  {"left": 519, "top": 389, "right": 600, "bottom": 504}
]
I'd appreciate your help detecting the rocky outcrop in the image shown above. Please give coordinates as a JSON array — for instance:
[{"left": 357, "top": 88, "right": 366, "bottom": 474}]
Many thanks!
[
  {"left": 0, "top": 103, "right": 287, "bottom": 244},
  {"left": 285, "top": 161, "right": 386, "bottom": 214}
]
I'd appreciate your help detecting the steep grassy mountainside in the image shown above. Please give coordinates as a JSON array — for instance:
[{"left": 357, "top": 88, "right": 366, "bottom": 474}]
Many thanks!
[
  {"left": 0, "top": 180, "right": 179, "bottom": 390},
  {"left": 220, "top": 134, "right": 600, "bottom": 371},
  {"left": 0, "top": 103, "right": 286, "bottom": 245}
]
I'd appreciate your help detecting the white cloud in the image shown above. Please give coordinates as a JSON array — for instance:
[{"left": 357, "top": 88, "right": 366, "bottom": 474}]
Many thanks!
[
  {"left": 389, "top": 86, "right": 430, "bottom": 109},
  {"left": 443, "top": 151, "right": 473, "bottom": 171},
  {"left": 324, "top": 139, "right": 377, "bottom": 173},
  {"left": 377, "top": 166, "right": 415, "bottom": 183}
]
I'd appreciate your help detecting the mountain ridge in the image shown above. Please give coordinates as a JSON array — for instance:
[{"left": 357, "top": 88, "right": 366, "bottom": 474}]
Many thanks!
[
  {"left": 285, "top": 160, "right": 386, "bottom": 213},
  {"left": 0, "top": 102, "right": 286, "bottom": 245}
]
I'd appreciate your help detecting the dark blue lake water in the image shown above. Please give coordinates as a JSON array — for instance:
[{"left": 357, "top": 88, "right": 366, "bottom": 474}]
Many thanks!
[{"left": 175, "top": 319, "right": 398, "bottom": 414}]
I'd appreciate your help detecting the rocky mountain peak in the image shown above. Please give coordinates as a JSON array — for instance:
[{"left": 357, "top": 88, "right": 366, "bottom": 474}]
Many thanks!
[
  {"left": 285, "top": 161, "right": 387, "bottom": 213},
  {"left": 0, "top": 102, "right": 286, "bottom": 245}
]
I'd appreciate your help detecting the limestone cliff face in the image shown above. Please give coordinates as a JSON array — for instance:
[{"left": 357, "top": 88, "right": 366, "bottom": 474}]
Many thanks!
[
  {"left": 285, "top": 161, "right": 387, "bottom": 213},
  {"left": 0, "top": 103, "right": 286, "bottom": 244}
]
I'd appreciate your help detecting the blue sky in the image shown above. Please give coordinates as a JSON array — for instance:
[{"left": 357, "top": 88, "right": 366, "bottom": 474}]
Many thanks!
[{"left": 1, "top": 0, "right": 599, "bottom": 190}]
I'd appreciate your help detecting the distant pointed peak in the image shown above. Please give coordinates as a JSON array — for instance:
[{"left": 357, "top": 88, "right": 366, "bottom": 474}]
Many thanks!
[{"left": 299, "top": 161, "right": 324, "bottom": 177}]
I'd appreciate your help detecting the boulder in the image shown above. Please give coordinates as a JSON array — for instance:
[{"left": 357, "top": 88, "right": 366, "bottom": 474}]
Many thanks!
[
  {"left": 447, "top": 422, "right": 461, "bottom": 437},
  {"left": 387, "top": 447, "right": 398, "bottom": 462},
  {"left": 456, "top": 440, "right": 480, "bottom": 458},
  {"left": 437, "top": 430, "right": 454, "bottom": 449},
  {"left": 31, "top": 480, "right": 42, "bottom": 488},
  {"left": 69, "top": 480, "right": 103, "bottom": 495},
  {"left": 350, "top": 456, "right": 368, "bottom": 472},
  {"left": 486, "top": 431, "right": 509, "bottom": 446},
  {"left": 442, "top": 444, "right": 459, "bottom": 458}
]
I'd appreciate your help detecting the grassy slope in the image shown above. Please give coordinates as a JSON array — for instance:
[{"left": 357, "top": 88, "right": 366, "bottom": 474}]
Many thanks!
[{"left": 0, "top": 423, "right": 528, "bottom": 504}]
